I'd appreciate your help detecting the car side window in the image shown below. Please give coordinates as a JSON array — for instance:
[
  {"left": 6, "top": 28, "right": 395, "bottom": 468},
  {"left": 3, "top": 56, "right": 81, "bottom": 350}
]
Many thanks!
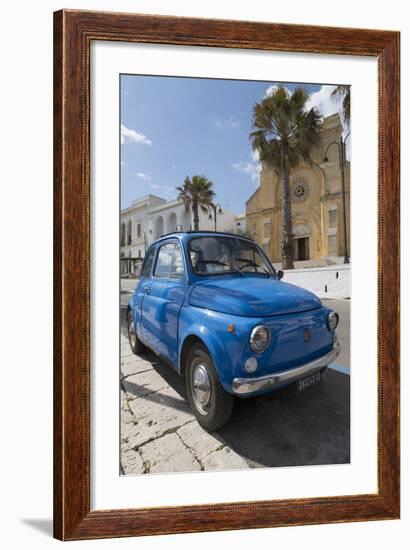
[
  {"left": 154, "top": 243, "right": 175, "bottom": 278},
  {"left": 140, "top": 248, "right": 155, "bottom": 278},
  {"left": 170, "top": 244, "right": 184, "bottom": 279}
]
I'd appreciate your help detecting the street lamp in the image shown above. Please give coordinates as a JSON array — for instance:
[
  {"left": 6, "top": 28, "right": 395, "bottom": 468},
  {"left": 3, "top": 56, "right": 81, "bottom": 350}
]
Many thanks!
[
  {"left": 208, "top": 203, "right": 223, "bottom": 232},
  {"left": 323, "top": 132, "right": 350, "bottom": 264}
]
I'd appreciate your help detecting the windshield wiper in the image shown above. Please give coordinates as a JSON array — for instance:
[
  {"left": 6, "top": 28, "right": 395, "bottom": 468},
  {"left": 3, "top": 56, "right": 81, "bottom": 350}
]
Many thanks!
[
  {"left": 197, "top": 260, "right": 230, "bottom": 268},
  {"left": 229, "top": 266, "right": 244, "bottom": 277}
]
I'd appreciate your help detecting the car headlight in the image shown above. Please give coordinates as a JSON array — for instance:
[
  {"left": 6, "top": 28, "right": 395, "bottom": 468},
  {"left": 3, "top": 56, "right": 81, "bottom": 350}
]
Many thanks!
[
  {"left": 250, "top": 325, "right": 271, "bottom": 353},
  {"left": 327, "top": 311, "right": 339, "bottom": 331}
]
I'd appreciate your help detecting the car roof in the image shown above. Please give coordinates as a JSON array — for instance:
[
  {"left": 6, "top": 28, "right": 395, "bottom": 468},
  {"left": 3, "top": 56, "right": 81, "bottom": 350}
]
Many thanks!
[{"left": 153, "top": 231, "right": 255, "bottom": 245}]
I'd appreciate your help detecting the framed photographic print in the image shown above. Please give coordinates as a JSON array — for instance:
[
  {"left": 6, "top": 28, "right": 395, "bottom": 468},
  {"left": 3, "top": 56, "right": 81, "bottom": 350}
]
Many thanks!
[{"left": 54, "top": 9, "right": 400, "bottom": 540}]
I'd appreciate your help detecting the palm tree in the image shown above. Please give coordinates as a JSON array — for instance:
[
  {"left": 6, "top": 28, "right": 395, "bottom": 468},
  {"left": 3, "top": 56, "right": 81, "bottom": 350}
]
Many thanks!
[
  {"left": 177, "top": 175, "right": 216, "bottom": 231},
  {"left": 331, "top": 85, "right": 350, "bottom": 125},
  {"left": 250, "top": 86, "right": 322, "bottom": 269}
]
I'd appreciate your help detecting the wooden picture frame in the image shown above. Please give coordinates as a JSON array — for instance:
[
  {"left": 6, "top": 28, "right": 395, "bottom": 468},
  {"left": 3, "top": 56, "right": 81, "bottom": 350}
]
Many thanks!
[{"left": 54, "top": 9, "right": 400, "bottom": 540}]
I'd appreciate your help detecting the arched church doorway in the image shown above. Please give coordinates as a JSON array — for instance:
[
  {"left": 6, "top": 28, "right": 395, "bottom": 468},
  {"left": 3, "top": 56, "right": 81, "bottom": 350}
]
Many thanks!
[{"left": 293, "top": 223, "right": 310, "bottom": 261}]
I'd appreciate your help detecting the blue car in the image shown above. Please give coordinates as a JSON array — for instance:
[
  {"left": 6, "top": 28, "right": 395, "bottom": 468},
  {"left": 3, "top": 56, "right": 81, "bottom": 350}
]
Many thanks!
[{"left": 127, "top": 232, "right": 340, "bottom": 431}]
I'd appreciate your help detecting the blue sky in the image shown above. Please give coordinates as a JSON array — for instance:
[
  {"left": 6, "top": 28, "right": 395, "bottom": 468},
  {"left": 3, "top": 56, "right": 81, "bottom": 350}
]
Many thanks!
[{"left": 120, "top": 75, "right": 343, "bottom": 214}]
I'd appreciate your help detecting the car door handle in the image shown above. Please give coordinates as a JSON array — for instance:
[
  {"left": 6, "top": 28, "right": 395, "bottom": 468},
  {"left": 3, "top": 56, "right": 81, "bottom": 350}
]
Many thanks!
[{"left": 143, "top": 285, "right": 150, "bottom": 294}]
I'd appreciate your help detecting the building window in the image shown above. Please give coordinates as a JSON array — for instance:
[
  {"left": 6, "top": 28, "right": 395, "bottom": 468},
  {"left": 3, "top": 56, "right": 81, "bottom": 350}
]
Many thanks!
[
  {"left": 329, "top": 208, "right": 338, "bottom": 227},
  {"left": 328, "top": 235, "right": 338, "bottom": 255},
  {"left": 263, "top": 221, "right": 271, "bottom": 239},
  {"left": 138, "top": 249, "right": 141, "bottom": 258},
  {"left": 127, "top": 220, "right": 132, "bottom": 245},
  {"left": 121, "top": 222, "right": 126, "bottom": 247},
  {"left": 137, "top": 223, "right": 141, "bottom": 238}
]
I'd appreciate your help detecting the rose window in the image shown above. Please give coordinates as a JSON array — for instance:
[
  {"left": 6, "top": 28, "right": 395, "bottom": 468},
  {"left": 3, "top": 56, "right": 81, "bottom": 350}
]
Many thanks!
[{"left": 292, "top": 179, "right": 309, "bottom": 203}]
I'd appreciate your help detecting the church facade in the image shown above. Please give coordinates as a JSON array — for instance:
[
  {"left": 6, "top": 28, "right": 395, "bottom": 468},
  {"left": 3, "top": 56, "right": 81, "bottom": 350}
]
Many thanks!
[{"left": 245, "top": 113, "right": 350, "bottom": 265}]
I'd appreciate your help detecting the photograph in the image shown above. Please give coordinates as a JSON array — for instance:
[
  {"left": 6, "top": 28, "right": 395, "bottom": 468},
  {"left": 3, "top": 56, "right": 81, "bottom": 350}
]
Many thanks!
[
  {"left": 119, "top": 74, "right": 351, "bottom": 476},
  {"left": 49, "top": 6, "right": 400, "bottom": 542},
  {"left": 0, "top": 0, "right": 404, "bottom": 544}
]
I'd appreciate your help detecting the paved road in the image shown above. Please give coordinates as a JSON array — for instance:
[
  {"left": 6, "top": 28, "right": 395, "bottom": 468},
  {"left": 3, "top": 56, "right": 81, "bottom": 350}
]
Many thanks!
[
  {"left": 121, "top": 278, "right": 138, "bottom": 294},
  {"left": 120, "top": 284, "right": 350, "bottom": 475}
]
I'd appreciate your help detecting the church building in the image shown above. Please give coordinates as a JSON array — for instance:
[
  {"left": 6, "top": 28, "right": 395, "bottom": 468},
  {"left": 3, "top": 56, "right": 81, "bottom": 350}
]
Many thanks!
[{"left": 245, "top": 113, "right": 350, "bottom": 264}]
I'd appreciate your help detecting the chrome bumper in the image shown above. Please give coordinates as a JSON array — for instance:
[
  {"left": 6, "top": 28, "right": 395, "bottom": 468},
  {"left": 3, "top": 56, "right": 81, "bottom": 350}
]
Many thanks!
[{"left": 232, "top": 341, "right": 340, "bottom": 396}]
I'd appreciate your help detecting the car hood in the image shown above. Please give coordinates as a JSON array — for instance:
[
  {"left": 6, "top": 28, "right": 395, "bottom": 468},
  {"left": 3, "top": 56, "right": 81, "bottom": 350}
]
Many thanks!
[{"left": 189, "top": 276, "right": 321, "bottom": 317}]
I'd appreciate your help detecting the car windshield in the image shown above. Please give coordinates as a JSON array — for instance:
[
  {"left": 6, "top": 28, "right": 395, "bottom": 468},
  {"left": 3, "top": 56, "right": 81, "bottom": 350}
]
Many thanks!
[{"left": 188, "top": 236, "right": 275, "bottom": 276}]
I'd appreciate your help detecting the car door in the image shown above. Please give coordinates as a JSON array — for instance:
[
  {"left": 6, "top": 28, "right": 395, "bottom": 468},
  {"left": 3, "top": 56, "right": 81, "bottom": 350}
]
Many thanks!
[
  {"left": 133, "top": 246, "right": 156, "bottom": 345},
  {"left": 141, "top": 241, "right": 188, "bottom": 366}
]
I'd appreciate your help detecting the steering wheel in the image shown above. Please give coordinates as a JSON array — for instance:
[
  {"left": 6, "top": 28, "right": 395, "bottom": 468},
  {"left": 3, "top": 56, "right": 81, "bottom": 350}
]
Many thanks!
[{"left": 236, "top": 259, "right": 258, "bottom": 272}]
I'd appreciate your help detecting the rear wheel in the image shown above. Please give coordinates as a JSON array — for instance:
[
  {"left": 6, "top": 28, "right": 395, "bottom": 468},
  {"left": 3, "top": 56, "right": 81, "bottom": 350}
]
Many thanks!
[
  {"left": 185, "top": 343, "right": 233, "bottom": 431},
  {"left": 127, "top": 310, "right": 146, "bottom": 355}
]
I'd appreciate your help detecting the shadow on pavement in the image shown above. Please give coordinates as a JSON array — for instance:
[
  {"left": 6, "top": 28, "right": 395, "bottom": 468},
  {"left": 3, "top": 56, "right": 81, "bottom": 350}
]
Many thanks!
[{"left": 217, "top": 369, "right": 350, "bottom": 467}]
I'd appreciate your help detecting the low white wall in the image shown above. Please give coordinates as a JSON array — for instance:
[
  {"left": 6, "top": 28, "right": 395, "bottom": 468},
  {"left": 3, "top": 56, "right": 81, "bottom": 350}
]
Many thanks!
[{"left": 282, "top": 264, "right": 351, "bottom": 299}]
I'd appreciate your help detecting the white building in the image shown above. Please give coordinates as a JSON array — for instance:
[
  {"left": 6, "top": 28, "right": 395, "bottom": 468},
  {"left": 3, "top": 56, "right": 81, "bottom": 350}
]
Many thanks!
[
  {"left": 234, "top": 213, "right": 247, "bottom": 234},
  {"left": 120, "top": 194, "right": 238, "bottom": 261},
  {"left": 146, "top": 199, "right": 237, "bottom": 242},
  {"left": 120, "top": 195, "right": 165, "bottom": 260}
]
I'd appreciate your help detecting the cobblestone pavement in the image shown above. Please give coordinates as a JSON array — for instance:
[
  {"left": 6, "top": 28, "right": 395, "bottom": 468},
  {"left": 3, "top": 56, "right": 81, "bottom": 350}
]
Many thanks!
[{"left": 120, "top": 334, "right": 249, "bottom": 474}]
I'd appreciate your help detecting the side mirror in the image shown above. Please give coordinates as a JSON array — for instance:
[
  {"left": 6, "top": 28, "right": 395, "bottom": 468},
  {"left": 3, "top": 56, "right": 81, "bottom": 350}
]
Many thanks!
[{"left": 277, "top": 270, "right": 284, "bottom": 280}]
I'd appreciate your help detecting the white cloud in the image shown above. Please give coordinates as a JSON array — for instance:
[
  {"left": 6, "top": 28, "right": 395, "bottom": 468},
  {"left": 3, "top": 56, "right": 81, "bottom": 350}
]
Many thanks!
[
  {"left": 136, "top": 172, "right": 151, "bottom": 181},
  {"left": 149, "top": 184, "right": 160, "bottom": 190},
  {"left": 264, "top": 84, "right": 347, "bottom": 132},
  {"left": 265, "top": 83, "right": 344, "bottom": 119},
  {"left": 265, "top": 84, "right": 292, "bottom": 98},
  {"left": 215, "top": 115, "right": 241, "bottom": 129},
  {"left": 121, "top": 124, "right": 152, "bottom": 145},
  {"left": 251, "top": 148, "right": 260, "bottom": 162},
  {"left": 305, "top": 85, "right": 342, "bottom": 118},
  {"left": 232, "top": 160, "right": 261, "bottom": 183},
  {"left": 307, "top": 86, "right": 350, "bottom": 151}
]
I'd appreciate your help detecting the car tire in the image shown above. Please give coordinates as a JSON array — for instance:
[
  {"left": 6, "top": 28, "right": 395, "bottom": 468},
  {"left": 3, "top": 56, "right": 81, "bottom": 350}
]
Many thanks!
[
  {"left": 185, "top": 343, "right": 234, "bottom": 432},
  {"left": 127, "top": 310, "right": 146, "bottom": 355}
]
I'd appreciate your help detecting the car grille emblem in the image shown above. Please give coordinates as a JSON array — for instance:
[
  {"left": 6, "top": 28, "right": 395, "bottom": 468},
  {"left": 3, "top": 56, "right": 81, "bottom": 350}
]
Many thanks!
[{"left": 304, "top": 328, "right": 311, "bottom": 343}]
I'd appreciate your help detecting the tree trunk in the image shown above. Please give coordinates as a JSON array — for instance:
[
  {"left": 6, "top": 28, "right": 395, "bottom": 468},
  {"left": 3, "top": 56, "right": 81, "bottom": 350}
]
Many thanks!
[
  {"left": 192, "top": 202, "right": 199, "bottom": 231},
  {"left": 280, "top": 154, "right": 294, "bottom": 270}
]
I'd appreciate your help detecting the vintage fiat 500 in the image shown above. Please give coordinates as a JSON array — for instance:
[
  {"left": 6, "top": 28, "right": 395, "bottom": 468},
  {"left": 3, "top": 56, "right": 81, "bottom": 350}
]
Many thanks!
[{"left": 127, "top": 232, "right": 340, "bottom": 431}]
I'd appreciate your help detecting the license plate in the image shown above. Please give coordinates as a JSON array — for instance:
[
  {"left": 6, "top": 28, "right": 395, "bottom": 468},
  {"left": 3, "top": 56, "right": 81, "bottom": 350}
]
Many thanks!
[{"left": 297, "top": 371, "right": 321, "bottom": 391}]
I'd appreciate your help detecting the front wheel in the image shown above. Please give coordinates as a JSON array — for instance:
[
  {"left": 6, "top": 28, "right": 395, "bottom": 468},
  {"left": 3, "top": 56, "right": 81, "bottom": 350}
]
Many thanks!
[
  {"left": 127, "top": 310, "right": 146, "bottom": 355},
  {"left": 185, "top": 343, "right": 233, "bottom": 431}
]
